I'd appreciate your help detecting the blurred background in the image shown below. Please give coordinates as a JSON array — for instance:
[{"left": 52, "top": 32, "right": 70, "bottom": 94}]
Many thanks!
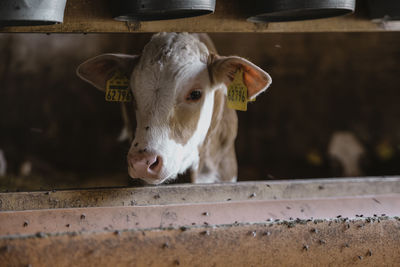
[{"left": 0, "top": 32, "right": 400, "bottom": 191}]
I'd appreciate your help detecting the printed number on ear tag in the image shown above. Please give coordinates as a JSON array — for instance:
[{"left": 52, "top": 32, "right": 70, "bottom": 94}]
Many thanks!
[
  {"left": 227, "top": 69, "right": 254, "bottom": 111},
  {"left": 105, "top": 71, "right": 132, "bottom": 102}
]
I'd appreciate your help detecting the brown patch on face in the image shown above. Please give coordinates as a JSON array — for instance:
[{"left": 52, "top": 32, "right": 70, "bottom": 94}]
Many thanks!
[
  {"left": 207, "top": 53, "right": 217, "bottom": 85},
  {"left": 169, "top": 102, "right": 202, "bottom": 145}
]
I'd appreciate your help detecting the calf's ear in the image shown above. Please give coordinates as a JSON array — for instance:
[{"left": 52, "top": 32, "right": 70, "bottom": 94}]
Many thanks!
[
  {"left": 76, "top": 53, "right": 140, "bottom": 91},
  {"left": 208, "top": 55, "right": 272, "bottom": 99}
]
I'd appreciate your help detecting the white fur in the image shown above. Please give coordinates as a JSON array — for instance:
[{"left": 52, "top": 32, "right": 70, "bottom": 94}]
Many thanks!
[
  {"left": 128, "top": 33, "right": 216, "bottom": 184},
  {"left": 195, "top": 172, "right": 220, "bottom": 184}
]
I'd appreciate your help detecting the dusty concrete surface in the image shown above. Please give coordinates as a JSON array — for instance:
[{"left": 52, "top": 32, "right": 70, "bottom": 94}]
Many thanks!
[
  {"left": 1, "top": 178, "right": 399, "bottom": 266},
  {"left": 0, "top": 218, "right": 399, "bottom": 266}
]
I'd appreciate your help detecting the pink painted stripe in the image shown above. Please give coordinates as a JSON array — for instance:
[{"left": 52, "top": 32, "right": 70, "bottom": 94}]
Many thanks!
[{"left": 0, "top": 194, "right": 399, "bottom": 236}]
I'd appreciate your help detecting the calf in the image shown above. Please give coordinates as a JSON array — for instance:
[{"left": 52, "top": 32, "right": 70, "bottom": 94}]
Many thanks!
[{"left": 77, "top": 33, "right": 271, "bottom": 185}]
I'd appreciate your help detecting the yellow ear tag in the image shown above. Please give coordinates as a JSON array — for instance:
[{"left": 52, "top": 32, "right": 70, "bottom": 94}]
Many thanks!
[
  {"left": 227, "top": 69, "right": 249, "bottom": 111},
  {"left": 105, "top": 71, "right": 132, "bottom": 102}
]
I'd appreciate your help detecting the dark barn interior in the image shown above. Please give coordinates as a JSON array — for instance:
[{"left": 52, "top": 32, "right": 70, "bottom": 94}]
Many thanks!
[
  {"left": 1, "top": 32, "right": 400, "bottom": 190},
  {"left": 1, "top": 0, "right": 400, "bottom": 266}
]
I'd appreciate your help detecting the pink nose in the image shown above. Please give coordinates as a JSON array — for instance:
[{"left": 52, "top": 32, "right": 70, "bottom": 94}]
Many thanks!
[{"left": 128, "top": 153, "right": 163, "bottom": 179}]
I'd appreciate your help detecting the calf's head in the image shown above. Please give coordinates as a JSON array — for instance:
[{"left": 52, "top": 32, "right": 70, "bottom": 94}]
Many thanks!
[{"left": 77, "top": 33, "right": 271, "bottom": 185}]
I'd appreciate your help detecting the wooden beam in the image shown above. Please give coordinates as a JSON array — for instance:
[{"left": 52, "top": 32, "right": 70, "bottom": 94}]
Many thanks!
[{"left": 0, "top": 0, "right": 395, "bottom": 33}]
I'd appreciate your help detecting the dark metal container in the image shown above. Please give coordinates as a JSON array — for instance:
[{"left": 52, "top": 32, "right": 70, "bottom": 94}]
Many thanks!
[
  {"left": 0, "top": 0, "right": 67, "bottom": 26},
  {"left": 247, "top": 0, "right": 356, "bottom": 23},
  {"left": 114, "top": 0, "right": 216, "bottom": 21}
]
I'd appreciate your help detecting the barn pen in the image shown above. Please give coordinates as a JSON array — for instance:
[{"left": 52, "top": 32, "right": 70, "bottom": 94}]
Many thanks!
[{"left": 1, "top": 0, "right": 400, "bottom": 266}]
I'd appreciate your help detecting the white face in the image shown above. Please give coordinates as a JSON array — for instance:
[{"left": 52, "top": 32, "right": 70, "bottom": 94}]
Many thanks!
[{"left": 127, "top": 33, "right": 216, "bottom": 184}]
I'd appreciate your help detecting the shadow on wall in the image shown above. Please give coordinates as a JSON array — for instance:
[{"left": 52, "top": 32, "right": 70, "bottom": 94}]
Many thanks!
[{"left": 0, "top": 33, "right": 400, "bottom": 190}]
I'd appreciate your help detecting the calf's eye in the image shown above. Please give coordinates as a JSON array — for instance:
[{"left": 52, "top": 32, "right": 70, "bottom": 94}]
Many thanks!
[{"left": 186, "top": 90, "right": 202, "bottom": 102}]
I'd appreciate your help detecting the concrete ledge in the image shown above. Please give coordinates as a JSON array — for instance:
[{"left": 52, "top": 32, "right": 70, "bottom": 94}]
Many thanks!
[
  {"left": 1, "top": 177, "right": 399, "bottom": 211},
  {"left": 1, "top": 218, "right": 399, "bottom": 266},
  {"left": 1, "top": 177, "right": 399, "bottom": 266}
]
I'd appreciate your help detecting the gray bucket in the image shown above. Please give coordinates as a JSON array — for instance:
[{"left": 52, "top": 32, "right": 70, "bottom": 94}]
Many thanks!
[
  {"left": 114, "top": 0, "right": 216, "bottom": 21},
  {"left": 247, "top": 0, "right": 356, "bottom": 23},
  {"left": 0, "top": 0, "right": 67, "bottom": 26}
]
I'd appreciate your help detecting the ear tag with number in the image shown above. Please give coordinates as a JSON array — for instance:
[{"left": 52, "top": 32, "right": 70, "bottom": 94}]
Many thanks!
[
  {"left": 227, "top": 69, "right": 249, "bottom": 111},
  {"left": 105, "top": 71, "right": 132, "bottom": 102}
]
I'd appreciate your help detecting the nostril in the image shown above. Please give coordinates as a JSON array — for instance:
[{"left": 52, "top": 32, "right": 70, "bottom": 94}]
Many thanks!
[
  {"left": 149, "top": 156, "right": 160, "bottom": 170},
  {"left": 129, "top": 153, "right": 162, "bottom": 178}
]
